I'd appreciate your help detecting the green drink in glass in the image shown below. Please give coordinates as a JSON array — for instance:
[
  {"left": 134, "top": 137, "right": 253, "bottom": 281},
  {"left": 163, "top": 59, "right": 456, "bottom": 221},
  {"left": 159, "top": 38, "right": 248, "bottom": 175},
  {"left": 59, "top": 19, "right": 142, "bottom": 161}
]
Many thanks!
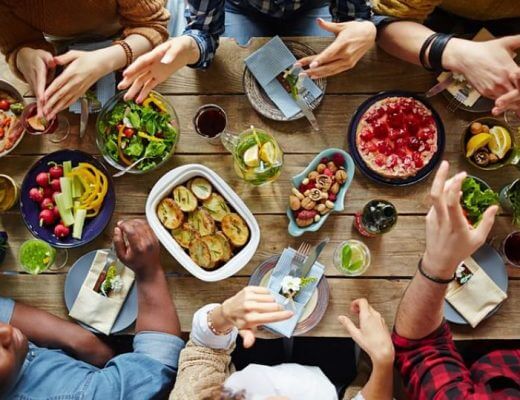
[
  {"left": 18, "top": 239, "right": 67, "bottom": 274},
  {"left": 333, "top": 240, "right": 371, "bottom": 276}
]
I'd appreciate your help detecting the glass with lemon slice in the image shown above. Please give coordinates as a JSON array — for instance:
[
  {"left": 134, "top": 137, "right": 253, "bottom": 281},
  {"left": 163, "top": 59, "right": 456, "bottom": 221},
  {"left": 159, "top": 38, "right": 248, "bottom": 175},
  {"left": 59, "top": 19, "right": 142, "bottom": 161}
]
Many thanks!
[
  {"left": 333, "top": 240, "right": 371, "bottom": 276},
  {"left": 221, "top": 126, "right": 283, "bottom": 185}
]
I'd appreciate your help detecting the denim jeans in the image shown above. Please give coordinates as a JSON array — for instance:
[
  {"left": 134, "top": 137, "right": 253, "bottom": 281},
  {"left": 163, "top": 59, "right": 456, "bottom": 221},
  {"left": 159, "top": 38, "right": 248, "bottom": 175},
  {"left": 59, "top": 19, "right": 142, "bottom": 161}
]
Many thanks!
[{"left": 223, "top": 0, "right": 333, "bottom": 45}]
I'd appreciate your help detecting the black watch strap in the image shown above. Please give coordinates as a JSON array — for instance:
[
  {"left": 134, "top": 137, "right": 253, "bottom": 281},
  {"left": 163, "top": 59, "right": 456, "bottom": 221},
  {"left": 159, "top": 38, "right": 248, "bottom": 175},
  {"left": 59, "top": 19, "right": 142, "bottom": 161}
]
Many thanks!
[
  {"left": 428, "top": 33, "right": 454, "bottom": 72},
  {"left": 418, "top": 257, "right": 455, "bottom": 284}
]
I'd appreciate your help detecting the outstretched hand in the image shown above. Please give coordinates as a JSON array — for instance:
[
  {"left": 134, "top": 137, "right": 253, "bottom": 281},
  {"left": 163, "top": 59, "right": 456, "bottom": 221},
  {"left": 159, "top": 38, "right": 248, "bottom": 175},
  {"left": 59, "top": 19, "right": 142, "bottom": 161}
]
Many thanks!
[
  {"left": 295, "top": 19, "right": 376, "bottom": 79},
  {"left": 422, "top": 161, "right": 498, "bottom": 279},
  {"left": 211, "top": 286, "right": 293, "bottom": 348}
]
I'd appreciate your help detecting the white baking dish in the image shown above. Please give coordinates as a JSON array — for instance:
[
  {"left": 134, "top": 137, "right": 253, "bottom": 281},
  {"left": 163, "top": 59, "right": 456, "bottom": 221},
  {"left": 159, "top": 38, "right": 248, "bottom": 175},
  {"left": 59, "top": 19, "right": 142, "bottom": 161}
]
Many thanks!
[{"left": 146, "top": 164, "right": 260, "bottom": 282}]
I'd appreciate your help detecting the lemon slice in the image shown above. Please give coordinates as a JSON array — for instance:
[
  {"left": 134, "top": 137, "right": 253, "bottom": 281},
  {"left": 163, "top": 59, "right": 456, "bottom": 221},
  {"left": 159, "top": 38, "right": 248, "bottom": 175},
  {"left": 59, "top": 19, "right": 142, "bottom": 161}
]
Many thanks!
[
  {"left": 466, "top": 133, "right": 492, "bottom": 158},
  {"left": 259, "top": 141, "right": 276, "bottom": 165},
  {"left": 243, "top": 145, "right": 260, "bottom": 167},
  {"left": 488, "top": 126, "right": 512, "bottom": 159}
]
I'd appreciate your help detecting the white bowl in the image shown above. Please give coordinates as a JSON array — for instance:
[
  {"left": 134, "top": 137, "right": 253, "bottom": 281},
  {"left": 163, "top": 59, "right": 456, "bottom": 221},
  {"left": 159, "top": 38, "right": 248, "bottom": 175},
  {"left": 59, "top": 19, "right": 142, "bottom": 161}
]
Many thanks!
[{"left": 146, "top": 164, "right": 260, "bottom": 281}]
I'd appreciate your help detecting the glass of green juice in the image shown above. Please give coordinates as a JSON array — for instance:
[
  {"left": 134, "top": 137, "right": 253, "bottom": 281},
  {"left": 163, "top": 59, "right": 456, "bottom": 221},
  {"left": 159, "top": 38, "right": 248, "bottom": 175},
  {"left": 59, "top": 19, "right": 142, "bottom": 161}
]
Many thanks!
[
  {"left": 333, "top": 240, "right": 371, "bottom": 276},
  {"left": 18, "top": 239, "right": 68, "bottom": 274}
]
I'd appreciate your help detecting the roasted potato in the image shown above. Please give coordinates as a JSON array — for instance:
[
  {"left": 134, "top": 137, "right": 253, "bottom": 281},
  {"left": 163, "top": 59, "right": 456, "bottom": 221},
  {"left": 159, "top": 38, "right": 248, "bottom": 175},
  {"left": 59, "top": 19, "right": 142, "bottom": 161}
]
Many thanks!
[
  {"left": 215, "top": 232, "right": 232, "bottom": 262},
  {"left": 189, "top": 238, "right": 214, "bottom": 270},
  {"left": 187, "top": 208, "right": 216, "bottom": 237},
  {"left": 202, "top": 193, "right": 231, "bottom": 222},
  {"left": 221, "top": 213, "right": 249, "bottom": 247},
  {"left": 189, "top": 177, "right": 212, "bottom": 200},
  {"left": 157, "top": 198, "right": 184, "bottom": 229},
  {"left": 173, "top": 185, "right": 198, "bottom": 212},
  {"left": 172, "top": 224, "right": 200, "bottom": 248},
  {"left": 202, "top": 235, "right": 226, "bottom": 265}
]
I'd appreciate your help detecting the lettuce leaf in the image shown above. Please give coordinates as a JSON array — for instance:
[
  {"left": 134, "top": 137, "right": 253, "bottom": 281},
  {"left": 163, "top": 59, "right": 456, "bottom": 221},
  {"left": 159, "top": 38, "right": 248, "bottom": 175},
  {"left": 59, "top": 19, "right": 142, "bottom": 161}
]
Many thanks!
[{"left": 461, "top": 177, "right": 499, "bottom": 225}]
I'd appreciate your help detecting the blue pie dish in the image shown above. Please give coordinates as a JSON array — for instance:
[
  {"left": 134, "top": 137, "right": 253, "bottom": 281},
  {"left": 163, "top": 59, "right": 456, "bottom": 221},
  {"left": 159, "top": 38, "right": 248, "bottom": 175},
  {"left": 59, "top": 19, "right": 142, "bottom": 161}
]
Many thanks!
[
  {"left": 287, "top": 148, "right": 355, "bottom": 237},
  {"left": 347, "top": 91, "right": 445, "bottom": 186},
  {"left": 20, "top": 150, "right": 115, "bottom": 249}
]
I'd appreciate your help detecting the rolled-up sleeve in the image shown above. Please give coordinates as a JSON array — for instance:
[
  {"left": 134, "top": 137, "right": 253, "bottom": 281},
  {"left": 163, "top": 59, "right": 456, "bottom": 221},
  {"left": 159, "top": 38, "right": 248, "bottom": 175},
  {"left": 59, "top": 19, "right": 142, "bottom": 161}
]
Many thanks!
[
  {"left": 372, "top": 0, "right": 442, "bottom": 22},
  {"left": 0, "top": 297, "right": 15, "bottom": 324},
  {"left": 118, "top": 0, "right": 170, "bottom": 46},
  {"left": 133, "top": 331, "right": 185, "bottom": 370}
]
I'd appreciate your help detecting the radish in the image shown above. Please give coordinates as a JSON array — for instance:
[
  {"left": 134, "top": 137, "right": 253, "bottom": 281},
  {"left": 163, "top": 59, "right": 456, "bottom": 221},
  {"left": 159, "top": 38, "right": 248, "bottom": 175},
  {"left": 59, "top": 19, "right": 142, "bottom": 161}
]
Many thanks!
[
  {"left": 48, "top": 162, "right": 63, "bottom": 179},
  {"left": 36, "top": 172, "right": 50, "bottom": 187},
  {"left": 52, "top": 207, "right": 61, "bottom": 219},
  {"left": 39, "top": 209, "right": 55, "bottom": 226},
  {"left": 29, "top": 187, "right": 44, "bottom": 203},
  {"left": 42, "top": 186, "right": 53, "bottom": 199},
  {"left": 40, "top": 198, "right": 54, "bottom": 210},
  {"left": 54, "top": 224, "right": 70, "bottom": 238},
  {"left": 50, "top": 178, "right": 61, "bottom": 192}
]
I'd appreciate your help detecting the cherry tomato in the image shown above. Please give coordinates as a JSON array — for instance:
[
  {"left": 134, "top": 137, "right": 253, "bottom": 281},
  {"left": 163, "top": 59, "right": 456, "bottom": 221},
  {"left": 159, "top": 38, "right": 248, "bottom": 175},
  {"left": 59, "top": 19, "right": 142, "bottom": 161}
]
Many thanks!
[
  {"left": 0, "top": 99, "right": 10, "bottom": 111},
  {"left": 123, "top": 128, "right": 135, "bottom": 138}
]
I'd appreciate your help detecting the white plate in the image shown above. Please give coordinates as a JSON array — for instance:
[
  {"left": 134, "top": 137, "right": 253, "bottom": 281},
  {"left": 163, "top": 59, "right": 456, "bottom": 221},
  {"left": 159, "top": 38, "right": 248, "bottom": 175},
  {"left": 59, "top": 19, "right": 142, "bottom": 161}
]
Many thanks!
[{"left": 146, "top": 164, "right": 260, "bottom": 282}]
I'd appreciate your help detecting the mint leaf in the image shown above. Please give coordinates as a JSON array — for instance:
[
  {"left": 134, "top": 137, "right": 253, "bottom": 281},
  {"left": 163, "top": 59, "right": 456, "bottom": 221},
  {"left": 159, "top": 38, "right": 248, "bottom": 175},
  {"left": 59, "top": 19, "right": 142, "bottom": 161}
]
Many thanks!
[{"left": 341, "top": 245, "right": 352, "bottom": 269}]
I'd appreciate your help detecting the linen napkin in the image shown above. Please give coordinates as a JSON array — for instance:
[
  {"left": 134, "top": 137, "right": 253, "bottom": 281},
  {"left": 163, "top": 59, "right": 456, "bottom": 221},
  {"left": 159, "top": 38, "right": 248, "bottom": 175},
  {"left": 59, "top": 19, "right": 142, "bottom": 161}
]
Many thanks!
[
  {"left": 69, "top": 250, "right": 135, "bottom": 335},
  {"left": 263, "top": 248, "right": 325, "bottom": 337},
  {"left": 445, "top": 256, "right": 507, "bottom": 328},
  {"left": 244, "top": 36, "right": 323, "bottom": 119}
]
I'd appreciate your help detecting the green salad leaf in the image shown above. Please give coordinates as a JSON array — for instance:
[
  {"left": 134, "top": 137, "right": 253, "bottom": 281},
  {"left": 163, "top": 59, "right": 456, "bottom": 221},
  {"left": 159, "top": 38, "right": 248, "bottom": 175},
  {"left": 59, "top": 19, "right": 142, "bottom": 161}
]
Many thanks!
[
  {"left": 144, "top": 141, "right": 167, "bottom": 158},
  {"left": 461, "top": 177, "right": 499, "bottom": 225},
  {"left": 105, "top": 137, "right": 119, "bottom": 162},
  {"left": 124, "top": 135, "right": 144, "bottom": 157}
]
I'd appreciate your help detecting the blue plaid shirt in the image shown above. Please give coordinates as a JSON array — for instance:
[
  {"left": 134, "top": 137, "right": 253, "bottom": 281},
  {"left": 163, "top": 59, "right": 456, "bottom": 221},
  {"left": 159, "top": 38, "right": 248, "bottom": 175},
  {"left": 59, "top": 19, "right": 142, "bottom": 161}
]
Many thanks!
[{"left": 183, "top": 0, "right": 374, "bottom": 69}]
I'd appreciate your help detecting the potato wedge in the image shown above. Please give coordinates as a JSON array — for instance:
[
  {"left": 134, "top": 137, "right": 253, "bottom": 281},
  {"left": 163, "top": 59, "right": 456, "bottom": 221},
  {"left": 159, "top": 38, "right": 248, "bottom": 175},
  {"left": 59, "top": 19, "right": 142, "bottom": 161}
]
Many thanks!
[
  {"left": 215, "top": 232, "right": 232, "bottom": 262},
  {"left": 157, "top": 198, "right": 184, "bottom": 229},
  {"left": 187, "top": 208, "right": 216, "bottom": 237},
  {"left": 189, "top": 177, "right": 212, "bottom": 200},
  {"left": 201, "top": 235, "right": 226, "bottom": 265},
  {"left": 202, "top": 193, "right": 231, "bottom": 222},
  {"left": 221, "top": 213, "right": 249, "bottom": 247},
  {"left": 173, "top": 185, "right": 198, "bottom": 212},
  {"left": 189, "top": 238, "right": 214, "bottom": 270},
  {"left": 172, "top": 224, "right": 200, "bottom": 249}
]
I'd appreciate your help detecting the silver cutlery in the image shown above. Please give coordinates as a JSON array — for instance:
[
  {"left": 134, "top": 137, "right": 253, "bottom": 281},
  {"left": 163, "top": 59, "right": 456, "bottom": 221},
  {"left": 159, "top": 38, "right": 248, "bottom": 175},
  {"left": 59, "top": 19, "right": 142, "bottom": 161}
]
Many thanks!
[{"left": 112, "top": 155, "right": 151, "bottom": 178}]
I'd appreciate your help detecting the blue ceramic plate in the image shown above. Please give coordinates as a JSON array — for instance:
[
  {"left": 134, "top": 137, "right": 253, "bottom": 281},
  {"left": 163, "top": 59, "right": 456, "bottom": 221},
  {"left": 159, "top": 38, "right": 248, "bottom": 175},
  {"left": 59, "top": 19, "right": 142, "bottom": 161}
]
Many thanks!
[
  {"left": 444, "top": 244, "right": 508, "bottom": 325},
  {"left": 20, "top": 150, "right": 115, "bottom": 248},
  {"left": 287, "top": 148, "right": 355, "bottom": 237},
  {"left": 347, "top": 91, "right": 445, "bottom": 186},
  {"left": 64, "top": 249, "right": 138, "bottom": 334}
]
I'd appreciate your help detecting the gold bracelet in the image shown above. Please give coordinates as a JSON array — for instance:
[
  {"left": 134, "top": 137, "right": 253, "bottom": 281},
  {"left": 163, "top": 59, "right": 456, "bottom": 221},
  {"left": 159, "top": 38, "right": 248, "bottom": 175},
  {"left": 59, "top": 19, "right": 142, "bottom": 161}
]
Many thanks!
[
  {"left": 207, "top": 308, "right": 233, "bottom": 336},
  {"left": 113, "top": 40, "right": 133, "bottom": 68}
]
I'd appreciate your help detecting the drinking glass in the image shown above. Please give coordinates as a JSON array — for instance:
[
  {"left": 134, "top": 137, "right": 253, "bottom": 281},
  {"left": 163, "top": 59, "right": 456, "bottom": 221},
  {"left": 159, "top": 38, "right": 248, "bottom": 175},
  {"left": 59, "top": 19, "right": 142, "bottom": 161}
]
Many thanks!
[
  {"left": 333, "top": 240, "right": 371, "bottom": 276},
  {"left": 21, "top": 103, "right": 70, "bottom": 143},
  {"left": 18, "top": 239, "right": 68, "bottom": 274},
  {"left": 193, "top": 104, "right": 227, "bottom": 145},
  {"left": 0, "top": 174, "right": 18, "bottom": 212},
  {"left": 504, "top": 110, "right": 520, "bottom": 131},
  {"left": 501, "top": 231, "right": 520, "bottom": 268}
]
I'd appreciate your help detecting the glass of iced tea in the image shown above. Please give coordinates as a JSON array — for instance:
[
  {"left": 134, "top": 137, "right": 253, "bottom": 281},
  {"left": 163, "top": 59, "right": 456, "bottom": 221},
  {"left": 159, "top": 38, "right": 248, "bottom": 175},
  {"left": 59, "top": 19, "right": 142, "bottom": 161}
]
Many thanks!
[
  {"left": 501, "top": 231, "right": 520, "bottom": 268},
  {"left": 193, "top": 104, "right": 227, "bottom": 145}
]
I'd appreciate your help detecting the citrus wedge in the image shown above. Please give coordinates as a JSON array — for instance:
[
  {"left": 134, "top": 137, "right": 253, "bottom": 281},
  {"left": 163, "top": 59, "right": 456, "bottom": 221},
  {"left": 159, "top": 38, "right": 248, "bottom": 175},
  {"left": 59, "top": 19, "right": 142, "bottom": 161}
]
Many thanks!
[
  {"left": 488, "top": 126, "right": 511, "bottom": 159},
  {"left": 243, "top": 145, "right": 260, "bottom": 167},
  {"left": 259, "top": 141, "right": 276, "bottom": 165},
  {"left": 466, "top": 133, "right": 492, "bottom": 158}
]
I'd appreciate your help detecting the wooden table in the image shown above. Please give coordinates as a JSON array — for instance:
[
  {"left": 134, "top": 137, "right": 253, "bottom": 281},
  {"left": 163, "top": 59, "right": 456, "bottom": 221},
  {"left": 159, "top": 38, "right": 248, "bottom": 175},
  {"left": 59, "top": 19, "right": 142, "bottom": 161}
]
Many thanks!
[{"left": 1, "top": 37, "right": 519, "bottom": 340}]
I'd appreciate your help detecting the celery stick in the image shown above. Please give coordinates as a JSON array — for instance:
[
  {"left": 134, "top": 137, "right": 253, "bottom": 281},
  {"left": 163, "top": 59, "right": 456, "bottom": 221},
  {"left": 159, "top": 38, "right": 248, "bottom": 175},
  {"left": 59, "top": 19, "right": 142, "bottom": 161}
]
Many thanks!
[
  {"left": 72, "top": 176, "right": 84, "bottom": 199},
  {"left": 60, "top": 177, "right": 73, "bottom": 209},
  {"left": 55, "top": 193, "right": 74, "bottom": 226},
  {"left": 72, "top": 209, "right": 87, "bottom": 239},
  {"left": 63, "top": 161, "right": 72, "bottom": 177}
]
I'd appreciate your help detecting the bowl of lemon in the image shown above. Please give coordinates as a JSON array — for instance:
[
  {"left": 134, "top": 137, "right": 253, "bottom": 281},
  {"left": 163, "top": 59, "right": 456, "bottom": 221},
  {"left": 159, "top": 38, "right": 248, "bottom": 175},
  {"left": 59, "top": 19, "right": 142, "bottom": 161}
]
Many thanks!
[{"left": 463, "top": 117, "right": 519, "bottom": 171}]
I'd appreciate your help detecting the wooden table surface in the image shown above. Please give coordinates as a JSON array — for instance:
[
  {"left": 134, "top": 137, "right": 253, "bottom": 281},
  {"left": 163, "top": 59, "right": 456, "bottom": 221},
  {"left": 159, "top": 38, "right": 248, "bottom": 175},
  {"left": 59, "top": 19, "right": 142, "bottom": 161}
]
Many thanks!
[{"left": 1, "top": 37, "right": 519, "bottom": 339}]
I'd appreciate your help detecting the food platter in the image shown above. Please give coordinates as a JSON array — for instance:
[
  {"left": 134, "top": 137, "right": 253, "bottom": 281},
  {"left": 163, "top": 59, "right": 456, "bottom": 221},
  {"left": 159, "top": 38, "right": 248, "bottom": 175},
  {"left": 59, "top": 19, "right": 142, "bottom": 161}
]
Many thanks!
[
  {"left": 348, "top": 91, "right": 445, "bottom": 186},
  {"left": 0, "top": 80, "right": 25, "bottom": 158}
]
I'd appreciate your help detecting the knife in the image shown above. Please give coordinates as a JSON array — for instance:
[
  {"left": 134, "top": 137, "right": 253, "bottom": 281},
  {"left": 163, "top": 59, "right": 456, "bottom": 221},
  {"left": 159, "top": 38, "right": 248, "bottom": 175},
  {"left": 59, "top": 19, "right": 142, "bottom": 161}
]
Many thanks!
[
  {"left": 79, "top": 96, "right": 89, "bottom": 139},
  {"left": 425, "top": 75, "right": 454, "bottom": 98},
  {"left": 290, "top": 238, "right": 329, "bottom": 279},
  {"left": 295, "top": 85, "right": 320, "bottom": 132},
  {"left": 93, "top": 246, "right": 117, "bottom": 293}
]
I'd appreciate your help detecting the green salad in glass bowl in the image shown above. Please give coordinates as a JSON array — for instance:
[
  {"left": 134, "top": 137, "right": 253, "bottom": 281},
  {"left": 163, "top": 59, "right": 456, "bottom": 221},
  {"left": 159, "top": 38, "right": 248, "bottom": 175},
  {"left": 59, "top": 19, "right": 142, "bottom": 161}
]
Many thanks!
[{"left": 96, "top": 91, "right": 179, "bottom": 173}]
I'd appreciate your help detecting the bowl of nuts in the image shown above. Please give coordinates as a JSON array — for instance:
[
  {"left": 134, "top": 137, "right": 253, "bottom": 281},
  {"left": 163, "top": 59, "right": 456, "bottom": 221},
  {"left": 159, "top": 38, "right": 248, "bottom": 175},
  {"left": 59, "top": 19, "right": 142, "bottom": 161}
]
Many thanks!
[{"left": 287, "top": 148, "right": 355, "bottom": 237}]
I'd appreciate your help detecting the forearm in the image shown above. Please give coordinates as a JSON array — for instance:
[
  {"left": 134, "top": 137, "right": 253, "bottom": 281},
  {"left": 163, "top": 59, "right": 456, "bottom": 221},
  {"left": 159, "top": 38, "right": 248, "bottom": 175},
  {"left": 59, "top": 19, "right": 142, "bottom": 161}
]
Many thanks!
[
  {"left": 360, "top": 361, "right": 394, "bottom": 400},
  {"left": 95, "top": 34, "right": 154, "bottom": 75},
  {"left": 10, "top": 302, "right": 113, "bottom": 366},
  {"left": 378, "top": 21, "right": 435, "bottom": 66},
  {"left": 135, "top": 266, "right": 181, "bottom": 336}
]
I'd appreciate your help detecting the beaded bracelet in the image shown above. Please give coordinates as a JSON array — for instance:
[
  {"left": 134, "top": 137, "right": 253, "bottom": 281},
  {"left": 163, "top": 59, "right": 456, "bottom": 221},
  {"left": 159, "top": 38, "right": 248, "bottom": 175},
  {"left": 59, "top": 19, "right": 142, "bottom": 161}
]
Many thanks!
[
  {"left": 418, "top": 257, "right": 455, "bottom": 284},
  {"left": 207, "top": 308, "right": 233, "bottom": 336},
  {"left": 113, "top": 40, "right": 133, "bottom": 68}
]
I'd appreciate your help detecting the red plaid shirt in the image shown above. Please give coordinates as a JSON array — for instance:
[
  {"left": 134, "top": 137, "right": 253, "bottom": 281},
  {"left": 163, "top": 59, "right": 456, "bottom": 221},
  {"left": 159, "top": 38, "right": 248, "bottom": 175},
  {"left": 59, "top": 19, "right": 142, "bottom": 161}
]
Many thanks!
[{"left": 392, "top": 322, "right": 520, "bottom": 399}]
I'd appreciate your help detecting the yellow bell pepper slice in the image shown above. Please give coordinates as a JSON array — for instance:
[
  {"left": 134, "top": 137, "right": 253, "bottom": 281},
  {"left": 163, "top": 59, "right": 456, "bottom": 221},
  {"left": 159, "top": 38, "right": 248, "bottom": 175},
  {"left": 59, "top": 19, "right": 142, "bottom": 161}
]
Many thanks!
[{"left": 138, "top": 131, "right": 163, "bottom": 143}]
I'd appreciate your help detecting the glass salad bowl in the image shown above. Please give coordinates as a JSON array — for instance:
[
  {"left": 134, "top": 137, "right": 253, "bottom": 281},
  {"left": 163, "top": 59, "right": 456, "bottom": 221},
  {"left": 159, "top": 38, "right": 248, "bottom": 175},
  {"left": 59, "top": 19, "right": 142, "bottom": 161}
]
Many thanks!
[{"left": 96, "top": 91, "right": 180, "bottom": 174}]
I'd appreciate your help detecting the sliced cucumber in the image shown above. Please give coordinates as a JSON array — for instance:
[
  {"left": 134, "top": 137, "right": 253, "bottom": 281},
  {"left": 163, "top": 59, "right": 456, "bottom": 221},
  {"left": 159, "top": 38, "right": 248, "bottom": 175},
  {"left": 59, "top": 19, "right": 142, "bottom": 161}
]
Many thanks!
[
  {"left": 60, "top": 177, "right": 73, "bottom": 209},
  {"left": 72, "top": 208, "right": 87, "bottom": 239},
  {"left": 55, "top": 193, "right": 74, "bottom": 226}
]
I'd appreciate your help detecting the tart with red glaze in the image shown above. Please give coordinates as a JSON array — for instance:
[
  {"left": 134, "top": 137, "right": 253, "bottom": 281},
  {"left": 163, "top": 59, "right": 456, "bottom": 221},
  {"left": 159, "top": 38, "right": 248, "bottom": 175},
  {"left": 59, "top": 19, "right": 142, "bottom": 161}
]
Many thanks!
[{"left": 355, "top": 97, "right": 438, "bottom": 179}]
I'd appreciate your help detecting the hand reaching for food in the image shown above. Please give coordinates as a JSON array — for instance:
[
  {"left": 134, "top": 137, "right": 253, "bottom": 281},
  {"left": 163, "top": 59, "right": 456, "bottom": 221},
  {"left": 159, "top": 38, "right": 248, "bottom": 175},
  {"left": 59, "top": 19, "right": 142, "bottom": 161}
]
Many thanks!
[{"left": 210, "top": 286, "right": 293, "bottom": 348}]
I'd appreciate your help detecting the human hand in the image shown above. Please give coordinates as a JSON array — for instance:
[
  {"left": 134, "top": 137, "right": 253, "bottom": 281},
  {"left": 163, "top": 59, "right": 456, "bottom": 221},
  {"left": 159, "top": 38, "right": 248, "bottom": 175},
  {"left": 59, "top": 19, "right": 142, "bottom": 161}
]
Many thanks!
[
  {"left": 295, "top": 19, "right": 376, "bottom": 79},
  {"left": 118, "top": 36, "right": 200, "bottom": 103},
  {"left": 211, "top": 286, "right": 293, "bottom": 348},
  {"left": 16, "top": 48, "right": 56, "bottom": 117},
  {"left": 43, "top": 49, "right": 113, "bottom": 119},
  {"left": 113, "top": 219, "right": 162, "bottom": 278},
  {"left": 443, "top": 36, "right": 520, "bottom": 102},
  {"left": 422, "top": 161, "right": 498, "bottom": 280},
  {"left": 338, "top": 298, "right": 394, "bottom": 366}
]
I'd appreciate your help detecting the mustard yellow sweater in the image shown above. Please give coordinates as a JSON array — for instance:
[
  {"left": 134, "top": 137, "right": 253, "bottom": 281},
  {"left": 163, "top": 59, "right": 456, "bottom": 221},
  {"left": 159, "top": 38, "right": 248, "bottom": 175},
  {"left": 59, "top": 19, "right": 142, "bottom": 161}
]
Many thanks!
[
  {"left": 0, "top": 0, "right": 170, "bottom": 78},
  {"left": 373, "top": 0, "right": 520, "bottom": 22}
]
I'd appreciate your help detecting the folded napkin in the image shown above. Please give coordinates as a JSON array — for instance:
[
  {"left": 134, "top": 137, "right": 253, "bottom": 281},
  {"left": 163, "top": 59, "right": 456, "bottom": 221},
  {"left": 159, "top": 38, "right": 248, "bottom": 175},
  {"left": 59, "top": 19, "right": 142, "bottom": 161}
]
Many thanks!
[
  {"left": 67, "top": 40, "right": 116, "bottom": 114},
  {"left": 244, "top": 36, "right": 323, "bottom": 119},
  {"left": 445, "top": 256, "right": 507, "bottom": 328},
  {"left": 69, "top": 250, "right": 135, "bottom": 335},
  {"left": 264, "top": 248, "right": 325, "bottom": 337}
]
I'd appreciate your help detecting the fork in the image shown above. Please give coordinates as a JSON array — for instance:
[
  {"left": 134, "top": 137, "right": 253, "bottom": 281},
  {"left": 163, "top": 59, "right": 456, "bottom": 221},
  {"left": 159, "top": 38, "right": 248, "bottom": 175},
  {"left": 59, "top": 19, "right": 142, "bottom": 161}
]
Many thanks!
[
  {"left": 447, "top": 84, "right": 471, "bottom": 113},
  {"left": 295, "top": 241, "right": 312, "bottom": 265},
  {"left": 299, "top": 86, "right": 316, "bottom": 109}
]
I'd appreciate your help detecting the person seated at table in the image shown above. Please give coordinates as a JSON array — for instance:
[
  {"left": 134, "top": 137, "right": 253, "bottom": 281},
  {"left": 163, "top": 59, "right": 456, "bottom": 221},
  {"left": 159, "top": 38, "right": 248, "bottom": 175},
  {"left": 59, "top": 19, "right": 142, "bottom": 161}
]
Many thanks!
[
  {"left": 169, "top": 286, "right": 395, "bottom": 400},
  {"left": 392, "top": 161, "right": 520, "bottom": 399},
  {"left": 372, "top": 0, "right": 520, "bottom": 116},
  {"left": 0, "top": 0, "right": 172, "bottom": 120},
  {"left": 118, "top": 0, "right": 378, "bottom": 102},
  {"left": 0, "top": 219, "right": 185, "bottom": 399}
]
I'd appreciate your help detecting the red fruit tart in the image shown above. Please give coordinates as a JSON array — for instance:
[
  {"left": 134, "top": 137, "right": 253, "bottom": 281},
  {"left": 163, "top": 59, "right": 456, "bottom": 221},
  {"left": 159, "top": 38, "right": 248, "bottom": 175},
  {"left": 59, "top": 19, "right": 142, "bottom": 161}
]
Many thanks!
[{"left": 356, "top": 97, "right": 438, "bottom": 179}]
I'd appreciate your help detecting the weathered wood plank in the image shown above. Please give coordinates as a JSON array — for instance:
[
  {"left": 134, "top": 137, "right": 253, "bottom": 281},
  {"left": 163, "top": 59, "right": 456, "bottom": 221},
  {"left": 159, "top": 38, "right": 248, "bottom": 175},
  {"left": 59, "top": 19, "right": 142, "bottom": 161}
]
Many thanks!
[
  {"left": 1, "top": 212, "right": 517, "bottom": 278},
  {"left": 0, "top": 274, "right": 518, "bottom": 340}
]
